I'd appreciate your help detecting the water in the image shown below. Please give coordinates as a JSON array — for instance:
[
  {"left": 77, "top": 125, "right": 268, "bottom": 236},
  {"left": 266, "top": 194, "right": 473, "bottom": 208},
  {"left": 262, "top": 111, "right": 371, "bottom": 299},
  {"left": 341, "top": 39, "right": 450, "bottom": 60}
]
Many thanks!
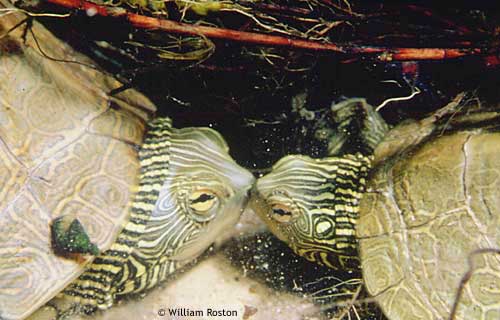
[{"left": 6, "top": 2, "right": 500, "bottom": 319}]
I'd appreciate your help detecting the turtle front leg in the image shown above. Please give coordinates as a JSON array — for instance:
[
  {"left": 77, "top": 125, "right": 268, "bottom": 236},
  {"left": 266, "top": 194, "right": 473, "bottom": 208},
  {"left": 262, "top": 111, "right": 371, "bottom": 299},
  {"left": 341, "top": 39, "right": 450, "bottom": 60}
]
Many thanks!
[
  {"left": 328, "top": 98, "right": 389, "bottom": 156},
  {"left": 25, "top": 295, "right": 89, "bottom": 320}
]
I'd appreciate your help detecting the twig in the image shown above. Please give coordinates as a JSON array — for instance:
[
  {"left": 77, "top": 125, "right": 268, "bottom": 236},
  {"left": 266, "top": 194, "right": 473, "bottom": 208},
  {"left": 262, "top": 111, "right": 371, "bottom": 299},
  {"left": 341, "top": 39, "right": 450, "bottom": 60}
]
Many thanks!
[
  {"left": 47, "top": 0, "right": 348, "bottom": 51},
  {"left": 0, "top": 7, "right": 70, "bottom": 18},
  {"left": 331, "top": 284, "right": 362, "bottom": 320},
  {"left": 316, "top": 0, "right": 362, "bottom": 17},
  {"left": 376, "top": 82, "right": 421, "bottom": 111},
  {"left": 44, "top": 0, "right": 490, "bottom": 61}
]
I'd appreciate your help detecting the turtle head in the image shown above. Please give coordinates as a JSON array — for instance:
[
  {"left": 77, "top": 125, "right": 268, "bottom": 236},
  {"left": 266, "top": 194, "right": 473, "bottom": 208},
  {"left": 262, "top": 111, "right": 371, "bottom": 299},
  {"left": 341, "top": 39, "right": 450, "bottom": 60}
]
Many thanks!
[
  {"left": 250, "top": 154, "right": 370, "bottom": 271},
  {"left": 135, "top": 126, "right": 254, "bottom": 264}
]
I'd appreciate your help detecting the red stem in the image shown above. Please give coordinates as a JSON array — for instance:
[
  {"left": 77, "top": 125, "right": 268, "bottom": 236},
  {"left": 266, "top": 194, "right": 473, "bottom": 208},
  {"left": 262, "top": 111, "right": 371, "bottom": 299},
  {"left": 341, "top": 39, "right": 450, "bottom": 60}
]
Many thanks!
[{"left": 46, "top": 0, "right": 488, "bottom": 61}]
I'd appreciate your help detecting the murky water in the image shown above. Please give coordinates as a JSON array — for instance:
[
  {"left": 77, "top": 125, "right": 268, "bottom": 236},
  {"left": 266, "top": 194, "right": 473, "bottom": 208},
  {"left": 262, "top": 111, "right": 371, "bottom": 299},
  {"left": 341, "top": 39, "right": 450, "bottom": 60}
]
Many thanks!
[{"left": 2, "top": 1, "right": 500, "bottom": 320}]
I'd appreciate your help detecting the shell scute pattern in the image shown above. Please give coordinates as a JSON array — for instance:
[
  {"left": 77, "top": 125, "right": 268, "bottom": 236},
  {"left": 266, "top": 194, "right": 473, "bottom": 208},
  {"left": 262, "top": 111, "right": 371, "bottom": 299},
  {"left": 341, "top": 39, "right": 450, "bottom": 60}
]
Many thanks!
[
  {"left": 29, "top": 134, "right": 138, "bottom": 222},
  {"left": 391, "top": 132, "right": 469, "bottom": 228},
  {"left": 465, "top": 133, "right": 500, "bottom": 233},
  {"left": 0, "top": 8, "right": 155, "bottom": 319},
  {"left": 0, "top": 141, "right": 27, "bottom": 215},
  {"left": 88, "top": 108, "right": 146, "bottom": 146},
  {"left": 0, "top": 60, "right": 102, "bottom": 169},
  {"left": 0, "top": 108, "right": 140, "bottom": 320},
  {"left": 358, "top": 233, "right": 404, "bottom": 296},
  {"left": 1, "top": 190, "right": 77, "bottom": 320},
  {"left": 359, "top": 130, "right": 500, "bottom": 319},
  {"left": 378, "top": 286, "right": 433, "bottom": 320}
]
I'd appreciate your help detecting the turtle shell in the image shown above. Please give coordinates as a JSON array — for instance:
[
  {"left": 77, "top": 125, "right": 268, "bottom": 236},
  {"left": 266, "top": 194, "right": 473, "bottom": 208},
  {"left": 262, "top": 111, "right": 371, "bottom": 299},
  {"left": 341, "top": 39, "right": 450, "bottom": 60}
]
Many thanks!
[
  {"left": 358, "top": 123, "right": 500, "bottom": 319},
  {"left": 0, "top": 4, "right": 156, "bottom": 319}
]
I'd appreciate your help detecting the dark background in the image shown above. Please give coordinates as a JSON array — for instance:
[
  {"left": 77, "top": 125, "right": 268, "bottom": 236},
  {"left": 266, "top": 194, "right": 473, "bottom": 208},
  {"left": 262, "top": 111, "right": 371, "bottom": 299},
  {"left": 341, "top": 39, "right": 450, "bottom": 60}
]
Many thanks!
[{"left": 37, "top": 1, "right": 500, "bottom": 171}]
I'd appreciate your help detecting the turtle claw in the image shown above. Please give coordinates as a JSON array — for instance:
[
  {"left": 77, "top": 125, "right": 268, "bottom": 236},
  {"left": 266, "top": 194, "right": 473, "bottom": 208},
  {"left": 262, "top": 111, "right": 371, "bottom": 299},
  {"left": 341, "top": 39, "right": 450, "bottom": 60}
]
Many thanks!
[{"left": 51, "top": 216, "right": 100, "bottom": 257}]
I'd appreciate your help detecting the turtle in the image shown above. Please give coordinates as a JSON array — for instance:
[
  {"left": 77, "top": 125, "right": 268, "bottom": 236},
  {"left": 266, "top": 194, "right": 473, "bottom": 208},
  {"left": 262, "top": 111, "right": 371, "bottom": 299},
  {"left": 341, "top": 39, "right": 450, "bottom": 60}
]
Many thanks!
[
  {"left": 249, "top": 96, "right": 500, "bottom": 319},
  {"left": 0, "top": 6, "right": 254, "bottom": 320}
]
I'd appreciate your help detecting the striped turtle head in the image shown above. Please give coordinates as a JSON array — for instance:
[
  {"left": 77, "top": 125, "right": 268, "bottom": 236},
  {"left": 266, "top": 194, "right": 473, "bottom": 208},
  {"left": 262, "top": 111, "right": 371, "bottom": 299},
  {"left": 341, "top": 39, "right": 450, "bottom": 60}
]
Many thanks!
[
  {"left": 250, "top": 154, "right": 370, "bottom": 270},
  {"left": 135, "top": 125, "right": 254, "bottom": 264},
  {"left": 60, "top": 120, "right": 255, "bottom": 305}
]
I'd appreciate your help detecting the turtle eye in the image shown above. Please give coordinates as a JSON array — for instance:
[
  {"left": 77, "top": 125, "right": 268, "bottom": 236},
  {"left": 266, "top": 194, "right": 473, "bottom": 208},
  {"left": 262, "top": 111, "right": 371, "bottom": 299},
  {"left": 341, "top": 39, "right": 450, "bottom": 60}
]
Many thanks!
[
  {"left": 270, "top": 204, "right": 294, "bottom": 223},
  {"left": 188, "top": 190, "right": 219, "bottom": 216}
]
